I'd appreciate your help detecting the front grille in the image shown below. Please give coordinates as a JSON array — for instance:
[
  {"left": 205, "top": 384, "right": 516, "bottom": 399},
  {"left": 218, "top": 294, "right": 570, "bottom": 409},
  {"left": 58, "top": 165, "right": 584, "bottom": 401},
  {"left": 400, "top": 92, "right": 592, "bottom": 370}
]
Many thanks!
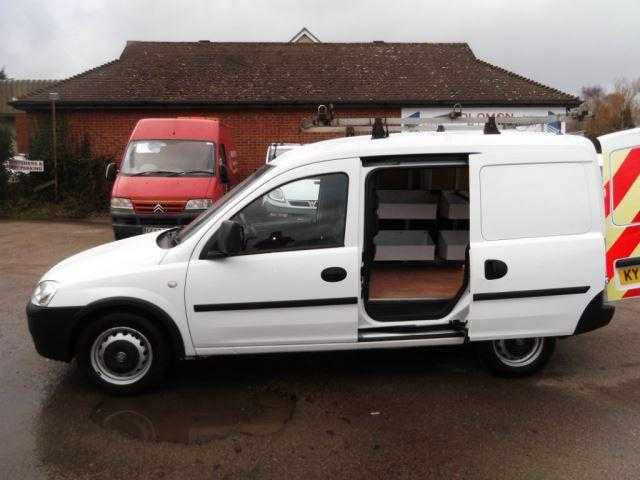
[
  {"left": 132, "top": 200, "right": 186, "bottom": 215},
  {"left": 112, "top": 210, "right": 199, "bottom": 228},
  {"left": 138, "top": 217, "right": 182, "bottom": 226}
]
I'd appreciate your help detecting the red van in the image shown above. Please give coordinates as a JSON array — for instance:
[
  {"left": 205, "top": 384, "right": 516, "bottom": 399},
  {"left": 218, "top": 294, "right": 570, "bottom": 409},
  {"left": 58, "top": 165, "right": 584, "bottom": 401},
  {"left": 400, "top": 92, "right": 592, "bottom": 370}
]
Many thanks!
[{"left": 106, "top": 117, "right": 238, "bottom": 239}]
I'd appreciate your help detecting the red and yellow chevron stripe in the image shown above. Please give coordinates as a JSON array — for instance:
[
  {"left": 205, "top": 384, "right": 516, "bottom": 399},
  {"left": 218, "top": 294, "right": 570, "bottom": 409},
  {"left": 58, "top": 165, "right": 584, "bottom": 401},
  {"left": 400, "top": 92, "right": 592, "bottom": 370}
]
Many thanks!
[{"left": 604, "top": 147, "right": 640, "bottom": 301}]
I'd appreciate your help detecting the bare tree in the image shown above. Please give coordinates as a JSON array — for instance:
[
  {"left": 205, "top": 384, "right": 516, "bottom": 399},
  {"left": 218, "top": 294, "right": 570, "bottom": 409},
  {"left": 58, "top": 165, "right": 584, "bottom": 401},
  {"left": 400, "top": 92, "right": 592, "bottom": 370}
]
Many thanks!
[
  {"left": 579, "top": 78, "right": 640, "bottom": 140},
  {"left": 582, "top": 85, "right": 605, "bottom": 102}
]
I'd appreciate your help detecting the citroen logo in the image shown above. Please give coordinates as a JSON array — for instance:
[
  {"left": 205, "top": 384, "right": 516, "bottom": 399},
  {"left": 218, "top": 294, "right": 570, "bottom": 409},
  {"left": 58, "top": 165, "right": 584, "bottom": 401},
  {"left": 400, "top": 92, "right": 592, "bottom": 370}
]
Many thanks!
[{"left": 153, "top": 203, "right": 165, "bottom": 214}]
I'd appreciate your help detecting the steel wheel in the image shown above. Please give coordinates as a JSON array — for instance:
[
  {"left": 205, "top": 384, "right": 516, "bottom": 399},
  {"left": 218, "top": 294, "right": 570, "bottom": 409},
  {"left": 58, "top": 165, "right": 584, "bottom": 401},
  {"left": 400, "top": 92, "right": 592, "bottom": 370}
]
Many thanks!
[
  {"left": 491, "top": 338, "right": 544, "bottom": 368},
  {"left": 90, "top": 327, "right": 153, "bottom": 386}
]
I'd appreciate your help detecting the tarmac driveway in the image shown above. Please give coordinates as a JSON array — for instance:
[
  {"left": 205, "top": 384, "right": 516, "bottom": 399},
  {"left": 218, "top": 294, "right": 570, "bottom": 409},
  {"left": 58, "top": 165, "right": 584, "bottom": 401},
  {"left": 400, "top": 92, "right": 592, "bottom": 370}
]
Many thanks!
[{"left": 2, "top": 220, "right": 640, "bottom": 479}]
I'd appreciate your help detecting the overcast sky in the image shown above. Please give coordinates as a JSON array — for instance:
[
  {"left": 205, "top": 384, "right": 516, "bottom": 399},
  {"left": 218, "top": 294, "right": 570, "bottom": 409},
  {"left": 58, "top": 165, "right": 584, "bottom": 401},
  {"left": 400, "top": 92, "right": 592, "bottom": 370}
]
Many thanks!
[{"left": 1, "top": 0, "right": 638, "bottom": 96}]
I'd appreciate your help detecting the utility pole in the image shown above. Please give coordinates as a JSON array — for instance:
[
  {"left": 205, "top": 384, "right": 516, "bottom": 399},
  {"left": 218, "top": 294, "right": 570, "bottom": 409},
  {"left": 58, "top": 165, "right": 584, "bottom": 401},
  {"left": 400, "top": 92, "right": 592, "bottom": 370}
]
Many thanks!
[{"left": 49, "top": 92, "right": 60, "bottom": 202}]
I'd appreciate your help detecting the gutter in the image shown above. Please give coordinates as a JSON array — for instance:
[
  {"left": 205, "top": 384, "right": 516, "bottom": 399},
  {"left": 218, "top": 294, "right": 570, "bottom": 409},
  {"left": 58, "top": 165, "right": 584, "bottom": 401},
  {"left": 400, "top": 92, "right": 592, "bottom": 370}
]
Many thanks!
[{"left": 10, "top": 98, "right": 581, "bottom": 112}]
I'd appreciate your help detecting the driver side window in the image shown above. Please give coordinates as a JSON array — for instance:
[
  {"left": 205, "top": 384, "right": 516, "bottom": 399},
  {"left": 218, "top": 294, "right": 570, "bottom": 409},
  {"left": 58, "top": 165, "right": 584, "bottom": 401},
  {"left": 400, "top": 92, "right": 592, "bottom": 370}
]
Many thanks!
[{"left": 232, "top": 173, "right": 348, "bottom": 254}]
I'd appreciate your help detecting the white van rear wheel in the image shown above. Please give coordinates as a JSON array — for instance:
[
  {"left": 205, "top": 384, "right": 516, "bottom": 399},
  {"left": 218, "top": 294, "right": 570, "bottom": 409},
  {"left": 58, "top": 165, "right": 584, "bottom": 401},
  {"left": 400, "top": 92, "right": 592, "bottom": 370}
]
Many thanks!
[{"left": 476, "top": 337, "right": 556, "bottom": 377}]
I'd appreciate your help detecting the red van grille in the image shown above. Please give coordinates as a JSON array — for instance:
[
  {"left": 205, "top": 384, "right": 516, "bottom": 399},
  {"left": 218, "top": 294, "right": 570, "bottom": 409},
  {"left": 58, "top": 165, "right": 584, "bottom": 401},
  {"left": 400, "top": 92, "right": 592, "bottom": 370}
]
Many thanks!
[{"left": 133, "top": 200, "right": 187, "bottom": 215}]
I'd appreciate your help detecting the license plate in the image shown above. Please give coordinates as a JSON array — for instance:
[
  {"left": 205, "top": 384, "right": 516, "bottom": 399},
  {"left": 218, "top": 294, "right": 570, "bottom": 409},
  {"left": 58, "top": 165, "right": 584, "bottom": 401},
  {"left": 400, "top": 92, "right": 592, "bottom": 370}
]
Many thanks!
[
  {"left": 143, "top": 226, "right": 167, "bottom": 233},
  {"left": 618, "top": 264, "right": 640, "bottom": 285}
]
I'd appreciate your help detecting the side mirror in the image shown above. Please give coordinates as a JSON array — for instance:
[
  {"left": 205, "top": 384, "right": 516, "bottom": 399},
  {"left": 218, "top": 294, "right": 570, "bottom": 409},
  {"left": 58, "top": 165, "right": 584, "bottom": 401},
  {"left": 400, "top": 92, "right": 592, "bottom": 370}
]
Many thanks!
[
  {"left": 219, "top": 163, "right": 229, "bottom": 184},
  {"left": 105, "top": 162, "right": 118, "bottom": 182},
  {"left": 204, "top": 220, "right": 244, "bottom": 258}
]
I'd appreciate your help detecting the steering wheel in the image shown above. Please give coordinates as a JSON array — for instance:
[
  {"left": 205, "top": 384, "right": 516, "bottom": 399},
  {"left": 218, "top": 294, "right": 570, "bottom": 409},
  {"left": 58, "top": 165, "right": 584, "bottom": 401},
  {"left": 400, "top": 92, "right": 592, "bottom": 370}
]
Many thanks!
[{"left": 236, "top": 213, "right": 258, "bottom": 240}]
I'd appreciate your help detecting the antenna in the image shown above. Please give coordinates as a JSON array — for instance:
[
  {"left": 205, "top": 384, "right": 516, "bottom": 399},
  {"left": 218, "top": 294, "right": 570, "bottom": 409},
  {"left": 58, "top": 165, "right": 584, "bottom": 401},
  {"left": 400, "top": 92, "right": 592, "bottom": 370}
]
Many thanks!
[
  {"left": 483, "top": 116, "right": 500, "bottom": 135},
  {"left": 371, "top": 118, "right": 388, "bottom": 139}
]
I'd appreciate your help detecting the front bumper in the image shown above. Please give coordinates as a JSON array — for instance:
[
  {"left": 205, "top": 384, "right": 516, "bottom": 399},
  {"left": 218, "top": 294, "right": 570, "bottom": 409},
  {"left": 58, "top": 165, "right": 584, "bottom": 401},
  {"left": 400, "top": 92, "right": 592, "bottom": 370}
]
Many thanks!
[
  {"left": 26, "top": 302, "right": 82, "bottom": 362},
  {"left": 111, "top": 210, "right": 201, "bottom": 239}
]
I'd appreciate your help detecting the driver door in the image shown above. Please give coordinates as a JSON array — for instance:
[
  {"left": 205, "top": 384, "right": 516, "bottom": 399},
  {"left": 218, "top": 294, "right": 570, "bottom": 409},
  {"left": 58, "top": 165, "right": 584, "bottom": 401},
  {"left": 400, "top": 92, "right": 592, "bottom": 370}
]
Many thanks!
[{"left": 185, "top": 159, "right": 360, "bottom": 352}]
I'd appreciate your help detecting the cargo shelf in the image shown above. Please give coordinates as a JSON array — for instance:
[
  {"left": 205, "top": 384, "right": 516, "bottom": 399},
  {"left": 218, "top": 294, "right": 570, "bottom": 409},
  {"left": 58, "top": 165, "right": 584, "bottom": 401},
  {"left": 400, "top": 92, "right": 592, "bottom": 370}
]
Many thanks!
[
  {"left": 438, "top": 191, "right": 469, "bottom": 220},
  {"left": 376, "top": 190, "right": 437, "bottom": 220},
  {"left": 374, "top": 230, "right": 435, "bottom": 261},
  {"left": 438, "top": 230, "right": 469, "bottom": 261}
]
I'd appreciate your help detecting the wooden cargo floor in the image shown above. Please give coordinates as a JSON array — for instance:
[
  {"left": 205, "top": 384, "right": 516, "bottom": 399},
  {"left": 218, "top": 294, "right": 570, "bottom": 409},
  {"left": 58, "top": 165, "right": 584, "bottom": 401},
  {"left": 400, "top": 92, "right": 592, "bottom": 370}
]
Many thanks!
[{"left": 369, "top": 265, "right": 465, "bottom": 300}]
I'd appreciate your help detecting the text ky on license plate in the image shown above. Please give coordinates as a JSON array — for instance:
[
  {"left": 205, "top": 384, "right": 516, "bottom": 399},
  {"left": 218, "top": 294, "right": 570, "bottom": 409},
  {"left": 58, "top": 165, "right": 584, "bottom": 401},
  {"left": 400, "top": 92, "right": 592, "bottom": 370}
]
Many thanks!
[
  {"left": 143, "top": 226, "right": 167, "bottom": 233},
  {"left": 618, "top": 264, "right": 640, "bottom": 285}
]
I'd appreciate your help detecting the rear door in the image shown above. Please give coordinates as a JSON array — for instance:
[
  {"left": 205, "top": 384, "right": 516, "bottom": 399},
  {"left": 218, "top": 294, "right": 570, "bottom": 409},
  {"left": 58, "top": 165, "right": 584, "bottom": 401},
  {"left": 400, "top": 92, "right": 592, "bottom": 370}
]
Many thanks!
[
  {"left": 467, "top": 146, "right": 604, "bottom": 340},
  {"left": 600, "top": 128, "right": 640, "bottom": 301}
]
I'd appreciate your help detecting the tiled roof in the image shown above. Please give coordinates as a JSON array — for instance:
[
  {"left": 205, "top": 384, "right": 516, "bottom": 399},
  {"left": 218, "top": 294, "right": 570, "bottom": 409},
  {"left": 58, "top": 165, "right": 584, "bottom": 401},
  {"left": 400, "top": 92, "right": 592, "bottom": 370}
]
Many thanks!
[
  {"left": 12, "top": 41, "right": 578, "bottom": 109},
  {"left": 0, "top": 79, "right": 57, "bottom": 115}
]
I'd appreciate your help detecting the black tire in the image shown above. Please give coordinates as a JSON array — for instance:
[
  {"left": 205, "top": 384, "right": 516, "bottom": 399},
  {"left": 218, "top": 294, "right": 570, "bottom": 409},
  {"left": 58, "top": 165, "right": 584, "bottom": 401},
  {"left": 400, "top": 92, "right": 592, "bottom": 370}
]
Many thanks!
[
  {"left": 76, "top": 312, "right": 171, "bottom": 395},
  {"left": 475, "top": 337, "right": 556, "bottom": 377}
]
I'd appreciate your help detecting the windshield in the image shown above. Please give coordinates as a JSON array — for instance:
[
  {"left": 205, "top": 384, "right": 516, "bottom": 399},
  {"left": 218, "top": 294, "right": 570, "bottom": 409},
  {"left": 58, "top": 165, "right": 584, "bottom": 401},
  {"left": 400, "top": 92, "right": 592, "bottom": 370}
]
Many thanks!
[
  {"left": 176, "top": 164, "right": 274, "bottom": 243},
  {"left": 121, "top": 140, "right": 215, "bottom": 176}
]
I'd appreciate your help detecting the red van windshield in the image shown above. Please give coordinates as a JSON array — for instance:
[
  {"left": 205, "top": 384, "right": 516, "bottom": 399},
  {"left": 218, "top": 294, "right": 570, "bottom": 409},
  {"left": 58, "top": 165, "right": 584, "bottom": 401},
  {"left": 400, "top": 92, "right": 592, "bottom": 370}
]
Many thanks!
[
  {"left": 175, "top": 164, "right": 274, "bottom": 243},
  {"left": 121, "top": 140, "right": 215, "bottom": 176}
]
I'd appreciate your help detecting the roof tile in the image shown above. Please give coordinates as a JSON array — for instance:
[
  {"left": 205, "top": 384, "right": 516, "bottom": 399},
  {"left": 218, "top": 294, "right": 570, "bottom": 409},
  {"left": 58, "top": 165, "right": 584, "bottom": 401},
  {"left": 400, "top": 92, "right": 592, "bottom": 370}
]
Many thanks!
[{"left": 13, "top": 41, "right": 578, "bottom": 108}]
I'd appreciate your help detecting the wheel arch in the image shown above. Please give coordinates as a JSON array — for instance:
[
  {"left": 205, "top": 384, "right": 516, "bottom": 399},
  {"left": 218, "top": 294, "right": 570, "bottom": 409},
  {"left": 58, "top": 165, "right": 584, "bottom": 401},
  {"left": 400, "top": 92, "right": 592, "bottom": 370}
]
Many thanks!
[{"left": 70, "top": 297, "right": 186, "bottom": 360}]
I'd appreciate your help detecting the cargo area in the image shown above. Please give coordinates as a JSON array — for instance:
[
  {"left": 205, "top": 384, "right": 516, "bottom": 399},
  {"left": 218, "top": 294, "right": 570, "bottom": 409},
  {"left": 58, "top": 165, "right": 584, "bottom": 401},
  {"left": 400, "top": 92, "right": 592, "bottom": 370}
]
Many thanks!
[
  {"left": 369, "top": 265, "right": 465, "bottom": 300},
  {"left": 363, "top": 163, "right": 469, "bottom": 320}
]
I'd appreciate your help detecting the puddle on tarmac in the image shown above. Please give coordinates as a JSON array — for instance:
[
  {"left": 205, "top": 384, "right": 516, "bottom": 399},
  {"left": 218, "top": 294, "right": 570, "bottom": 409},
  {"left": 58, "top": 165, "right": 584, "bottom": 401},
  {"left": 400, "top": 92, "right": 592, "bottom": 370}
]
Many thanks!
[{"left": 91, "top": 387, "right": 296, "bottom": 445}]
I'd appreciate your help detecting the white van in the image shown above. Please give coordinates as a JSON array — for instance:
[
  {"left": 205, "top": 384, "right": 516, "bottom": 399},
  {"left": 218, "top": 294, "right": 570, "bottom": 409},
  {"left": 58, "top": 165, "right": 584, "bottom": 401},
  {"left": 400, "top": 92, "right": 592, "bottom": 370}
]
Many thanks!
[{"left": 27, "top": 130, "right": 640, "bottom": 394}]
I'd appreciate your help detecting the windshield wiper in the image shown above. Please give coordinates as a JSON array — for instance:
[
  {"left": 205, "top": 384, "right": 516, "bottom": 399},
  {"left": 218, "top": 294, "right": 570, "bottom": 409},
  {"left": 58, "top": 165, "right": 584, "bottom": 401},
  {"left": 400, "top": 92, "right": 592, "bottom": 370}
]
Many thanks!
[
  {"left": 131, "top": 170, "right": 182, "bottom": 176},
  {"left": 175, "top": 170, "right": 214, "bottom": 176}
]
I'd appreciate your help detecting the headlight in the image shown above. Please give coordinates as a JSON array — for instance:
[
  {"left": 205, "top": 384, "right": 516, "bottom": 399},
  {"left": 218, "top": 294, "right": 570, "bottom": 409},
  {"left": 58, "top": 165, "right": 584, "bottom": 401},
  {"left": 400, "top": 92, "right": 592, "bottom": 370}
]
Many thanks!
[
  {"left": 31, "top": 281, "right": 59, "bottom": 307},
  {"left": 267, "top": 188, "right": 286, "bottom": 203},
  {"left": 110, "top": 197, "right": 133, "bottom": 210},
  {"left": 185, "top": 198, "right": 213, "bottom": 210}
]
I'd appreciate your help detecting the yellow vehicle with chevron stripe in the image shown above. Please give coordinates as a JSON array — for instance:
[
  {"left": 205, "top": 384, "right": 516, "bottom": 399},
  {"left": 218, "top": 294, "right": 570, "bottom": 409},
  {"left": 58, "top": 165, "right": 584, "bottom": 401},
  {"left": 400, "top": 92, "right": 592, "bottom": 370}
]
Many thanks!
[{"left": 600, "top": 128, "right": 640, "bottom": 301}]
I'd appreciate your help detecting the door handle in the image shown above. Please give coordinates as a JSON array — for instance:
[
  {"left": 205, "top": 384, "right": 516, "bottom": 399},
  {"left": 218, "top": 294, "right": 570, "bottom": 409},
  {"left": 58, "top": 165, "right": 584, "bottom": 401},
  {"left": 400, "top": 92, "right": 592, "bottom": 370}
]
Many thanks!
[
  {"left": 485, "top": 259, "right": 508, "bottom": 280},
  {"left": 321, "top": 267, "right": 347, "bottom": 282}
]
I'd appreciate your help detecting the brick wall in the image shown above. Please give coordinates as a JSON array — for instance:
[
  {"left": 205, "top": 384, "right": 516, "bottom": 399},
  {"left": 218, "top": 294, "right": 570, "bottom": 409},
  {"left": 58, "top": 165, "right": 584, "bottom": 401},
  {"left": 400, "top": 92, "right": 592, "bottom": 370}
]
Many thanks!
[
  {"left": 14, "top": 112, "right": 29, "bottom": 153},
  {"left": 19, "top": 106, "right": 399, "bottom": 179}
]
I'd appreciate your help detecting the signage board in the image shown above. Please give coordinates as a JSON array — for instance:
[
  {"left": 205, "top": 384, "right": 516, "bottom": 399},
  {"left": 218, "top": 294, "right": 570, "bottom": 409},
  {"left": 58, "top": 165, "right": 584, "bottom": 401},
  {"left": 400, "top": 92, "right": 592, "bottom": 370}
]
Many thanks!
[
  {"left": 4, "top": 156, "right": 44, "bottom": 173},
  {"left": 401, "top": 107, "right": 567, "bottom": 133}
]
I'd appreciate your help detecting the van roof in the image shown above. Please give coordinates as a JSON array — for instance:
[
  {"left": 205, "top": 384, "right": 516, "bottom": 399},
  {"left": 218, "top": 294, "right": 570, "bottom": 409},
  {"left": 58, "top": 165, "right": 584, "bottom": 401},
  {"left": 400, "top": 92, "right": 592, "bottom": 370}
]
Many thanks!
[
  {"left": 273, "top": 131, "right": 596, "bottom": 169},
  {"left": 131, "top": 117, "right": 221, "bottom": 141},
  {"left": 598, "top": 128, "right": 640, "bottom": 152}
]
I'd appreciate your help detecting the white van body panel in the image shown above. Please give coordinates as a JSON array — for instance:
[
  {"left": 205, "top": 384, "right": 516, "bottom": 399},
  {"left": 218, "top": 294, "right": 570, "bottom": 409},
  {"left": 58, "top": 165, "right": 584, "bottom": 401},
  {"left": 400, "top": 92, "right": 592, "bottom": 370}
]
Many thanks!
[
  {"left": 185, "top": 158, "right": 360, "bottom": 351},
  {"left": 39, "top": 232, "right": 198, "bottom": 357},
  {"left": 33, "top": 131, "right": 608, "bottom": 359},
  {"left": 196, "top": 335, "right": 464, "bottom": 357},
  {"left": 467, "top": 146, "right": 605, "bottom": 340}
]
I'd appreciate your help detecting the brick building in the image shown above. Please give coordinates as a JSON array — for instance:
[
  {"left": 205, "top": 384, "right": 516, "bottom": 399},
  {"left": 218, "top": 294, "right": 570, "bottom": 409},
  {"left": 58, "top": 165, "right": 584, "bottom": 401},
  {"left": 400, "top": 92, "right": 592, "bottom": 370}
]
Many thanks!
[
  {"left": 12, "top": 37, "right": 578, "bottom": 179},
  {"left": 0, "top": 79, "right": 56, "bottom": 150}
]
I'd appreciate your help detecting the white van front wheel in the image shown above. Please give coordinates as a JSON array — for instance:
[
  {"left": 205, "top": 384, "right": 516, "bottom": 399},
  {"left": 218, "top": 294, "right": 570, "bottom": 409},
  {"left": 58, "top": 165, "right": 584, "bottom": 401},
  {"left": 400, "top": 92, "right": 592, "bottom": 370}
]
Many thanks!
[
  {"left": 77, "top": 312, "right": 170, "bottom": 395},
  {"left": 476, "top": 337, "right": 556, "bottom": 377}
]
